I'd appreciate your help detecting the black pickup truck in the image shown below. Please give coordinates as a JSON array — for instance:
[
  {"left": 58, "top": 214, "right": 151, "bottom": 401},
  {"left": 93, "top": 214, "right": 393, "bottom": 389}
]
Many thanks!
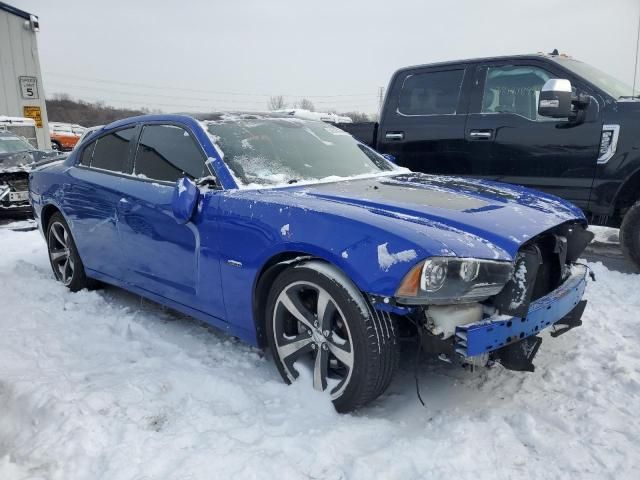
[{"left": 338, "top": 52, "right": 640, "bottom": 271}]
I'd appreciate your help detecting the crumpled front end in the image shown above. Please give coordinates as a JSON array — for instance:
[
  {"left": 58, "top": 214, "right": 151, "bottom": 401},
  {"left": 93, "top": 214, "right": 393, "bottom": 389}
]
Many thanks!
[
  {"left": 455, "top": 264, "right": 587, "bottom": 371},
  {"left": 391, "top": 221, "right": 593, "bottom": 372},
  {"left": 0, "top": 171, "right": 32, "bottom": 215}
]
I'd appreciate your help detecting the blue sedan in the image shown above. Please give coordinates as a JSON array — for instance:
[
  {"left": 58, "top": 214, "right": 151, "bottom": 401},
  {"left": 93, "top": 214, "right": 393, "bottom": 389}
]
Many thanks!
[{"left": 29, "top": 113, "right": 592, "bottom": 412}]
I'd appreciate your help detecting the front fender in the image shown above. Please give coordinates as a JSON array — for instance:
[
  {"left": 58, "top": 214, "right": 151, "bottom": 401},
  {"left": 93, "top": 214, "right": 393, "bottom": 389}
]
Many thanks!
[{"left": 215, "top": 190, "right": 445, "bottom": 297}]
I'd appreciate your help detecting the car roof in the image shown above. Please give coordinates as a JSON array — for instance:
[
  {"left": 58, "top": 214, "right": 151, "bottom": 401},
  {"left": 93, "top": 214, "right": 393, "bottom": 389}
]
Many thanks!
[{"left": 102, "top": 111, "right": 319, "bottom": 132}]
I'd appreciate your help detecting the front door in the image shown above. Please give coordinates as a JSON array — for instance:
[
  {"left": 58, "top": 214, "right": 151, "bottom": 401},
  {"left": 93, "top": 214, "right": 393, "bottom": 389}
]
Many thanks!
[
  {"left": 116, "top": 122, "right": 224, "bottom": 317},
  {"left": 464, "top": 61, "right": 602, "bottom": 209}
]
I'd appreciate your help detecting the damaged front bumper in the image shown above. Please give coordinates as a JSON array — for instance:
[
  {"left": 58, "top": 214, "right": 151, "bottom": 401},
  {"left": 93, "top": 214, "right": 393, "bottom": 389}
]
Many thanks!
[
  {"left": 454, "top": 264, "right": 588, "bottom": 365},
  {"left": 0, "top": 174, "right": 32, "bottom": 216}
]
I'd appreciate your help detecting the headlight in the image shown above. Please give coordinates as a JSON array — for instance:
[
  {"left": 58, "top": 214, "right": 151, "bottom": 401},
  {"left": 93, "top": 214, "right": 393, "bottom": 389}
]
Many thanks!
[{"left": 396, "top": 257, "right": 514, "bottom": 305}]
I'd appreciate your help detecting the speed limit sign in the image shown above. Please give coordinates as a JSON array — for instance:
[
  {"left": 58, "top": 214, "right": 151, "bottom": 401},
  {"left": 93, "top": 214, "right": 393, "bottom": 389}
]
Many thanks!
[{"left": 19, "top": 76, "right": 39, "bottom": 99}]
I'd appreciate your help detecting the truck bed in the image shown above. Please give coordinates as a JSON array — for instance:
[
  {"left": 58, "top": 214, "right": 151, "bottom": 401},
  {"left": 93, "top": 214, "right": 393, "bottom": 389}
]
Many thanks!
[{"left": 335, "top": 122, "right": 378, "bottom": 147}]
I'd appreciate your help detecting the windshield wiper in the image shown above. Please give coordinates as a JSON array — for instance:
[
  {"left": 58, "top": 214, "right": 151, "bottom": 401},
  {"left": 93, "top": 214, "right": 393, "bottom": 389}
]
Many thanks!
[{"left": 287, "top": 179, "right": 300, "bottom": 184}]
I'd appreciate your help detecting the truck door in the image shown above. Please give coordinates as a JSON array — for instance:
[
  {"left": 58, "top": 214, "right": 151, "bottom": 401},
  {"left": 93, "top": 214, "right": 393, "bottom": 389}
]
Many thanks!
[
  {"left": 464, "top": 60, "right": 602, "bottom": 209},
  {"left": 378, "top": 65, "right": 474, "bottom": 175}
]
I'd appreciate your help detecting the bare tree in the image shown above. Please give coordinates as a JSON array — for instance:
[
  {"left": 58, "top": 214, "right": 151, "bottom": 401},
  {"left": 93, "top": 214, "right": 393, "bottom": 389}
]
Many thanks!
[
  {"left": 299, "top": 98, "right": 315, "bottom": 111},
  {"left": 268, "top": 95, "right": 286, "bottom": 110}
]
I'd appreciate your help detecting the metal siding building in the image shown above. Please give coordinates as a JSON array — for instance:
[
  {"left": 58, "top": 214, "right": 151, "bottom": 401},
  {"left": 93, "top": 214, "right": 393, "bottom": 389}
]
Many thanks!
[{"left": 0, "top": 2, "right": 50, "bottom": 149}]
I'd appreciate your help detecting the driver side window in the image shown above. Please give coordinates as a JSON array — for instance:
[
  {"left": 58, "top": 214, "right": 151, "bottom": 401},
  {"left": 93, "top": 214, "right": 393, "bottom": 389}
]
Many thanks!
[
  {"left": 481, "top": 65, "right": 555, "bottom": 121},
  {"left": 134, "top": 124, "right": 207, "bottom": 182}
]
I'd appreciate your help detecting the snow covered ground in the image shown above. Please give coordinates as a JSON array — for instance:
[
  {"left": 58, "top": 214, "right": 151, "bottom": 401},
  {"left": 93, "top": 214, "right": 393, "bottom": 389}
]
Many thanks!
[
  {"left": 589, "top": 225, "right": 620, "bottom": 245},
  {"left": 1, "top": 224, "right": 639, "bottom": 479}
]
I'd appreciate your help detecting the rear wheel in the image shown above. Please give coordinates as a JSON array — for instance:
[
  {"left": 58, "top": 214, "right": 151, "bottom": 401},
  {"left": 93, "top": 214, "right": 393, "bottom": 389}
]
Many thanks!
[
  {"left": 620, "top": 200, "right": 640, "bottom": 272},
  {"left": 46, "top": 212, "right": 91, "bottom": 291},
  {"left": 265, "top": 261, "right": 398, "bottom": 412},
  {"left": 50, "top": 141, "right": 61, "bottom": 151}
]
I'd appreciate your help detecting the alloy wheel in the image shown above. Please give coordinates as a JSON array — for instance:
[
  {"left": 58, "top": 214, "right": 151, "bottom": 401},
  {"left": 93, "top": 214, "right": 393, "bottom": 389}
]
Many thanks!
[
  {"left": 272, "top": 281, "right": 355, "bottom": 399},
  {"left": 48, "top": 221, "right": 75, "bottom": 285}
]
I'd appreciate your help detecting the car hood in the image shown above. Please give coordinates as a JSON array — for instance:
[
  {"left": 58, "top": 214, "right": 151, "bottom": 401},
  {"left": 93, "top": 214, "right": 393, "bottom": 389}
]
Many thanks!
[
  {"left": 288, "top": 173, "right": 585, "bottom": 259},
  {"left": 0, "top": 149, "right": 64, "bottom": 173}
]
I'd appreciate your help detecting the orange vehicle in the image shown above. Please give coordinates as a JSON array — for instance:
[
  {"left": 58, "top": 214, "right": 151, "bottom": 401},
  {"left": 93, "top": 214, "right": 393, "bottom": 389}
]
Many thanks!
[{"left": 49, "top": 122, "right": 82, "bottom": 151}]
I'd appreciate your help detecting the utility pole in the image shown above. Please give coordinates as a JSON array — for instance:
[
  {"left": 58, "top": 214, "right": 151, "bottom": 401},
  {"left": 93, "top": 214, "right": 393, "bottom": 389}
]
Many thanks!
[
  {"left": 378, "top": 86, "right": 384, "bottom": 111},
  {"left": 634, "top": 5, "right": 640, "bottom": 96}
]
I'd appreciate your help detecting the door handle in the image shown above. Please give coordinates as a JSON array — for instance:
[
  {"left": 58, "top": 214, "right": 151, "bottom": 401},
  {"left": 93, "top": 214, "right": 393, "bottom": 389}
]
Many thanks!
[
  {"left": 469, "top": 130, "right": 493, "bottom": 139},
  {"left": 385, "top": 131, "right": 405, "bottom": 141},
  {"left": 118, "top": 197, "right": 132, "bottom": 213}
]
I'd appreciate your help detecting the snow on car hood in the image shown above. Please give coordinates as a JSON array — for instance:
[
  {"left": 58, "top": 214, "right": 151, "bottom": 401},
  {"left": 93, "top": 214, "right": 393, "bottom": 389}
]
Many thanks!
[{"left": 290, "top": 172, "right": 585, "bottom": 258}]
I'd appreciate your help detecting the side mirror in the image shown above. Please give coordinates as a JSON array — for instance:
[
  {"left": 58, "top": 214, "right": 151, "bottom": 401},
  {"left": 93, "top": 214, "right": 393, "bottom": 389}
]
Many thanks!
[
  {"left": 382, "top": 153, "right": 396, "bottom": 164},
  {"left": 538, "top": 79, "right": 573, "bottom": 118},
  {"left": 172, "top": 177, "right": 199, "bottom": 224}
]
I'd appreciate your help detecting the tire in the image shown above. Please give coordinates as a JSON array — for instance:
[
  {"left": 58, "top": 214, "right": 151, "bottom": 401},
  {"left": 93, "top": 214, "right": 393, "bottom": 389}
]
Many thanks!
[
  {"left": 46, "top": 212, "right": 92, "bottom": 291},
  {"left": 620, "top": 200, "right": 640, "bottom": 272},
  {"left": 51, "top": 141, "right": 61, "bottom": 151},
  {"left": 265, "top": 261, "right": 398, "bottom": 412}
]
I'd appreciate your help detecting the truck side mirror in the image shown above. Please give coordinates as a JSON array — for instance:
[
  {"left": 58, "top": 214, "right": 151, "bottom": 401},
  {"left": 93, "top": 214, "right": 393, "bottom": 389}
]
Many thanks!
[
  {"left": 538, "top": 79, "right": 573, "bottom": 118},
  {"left": 172, "top": 177, "right": 199, "bottom": 224}
]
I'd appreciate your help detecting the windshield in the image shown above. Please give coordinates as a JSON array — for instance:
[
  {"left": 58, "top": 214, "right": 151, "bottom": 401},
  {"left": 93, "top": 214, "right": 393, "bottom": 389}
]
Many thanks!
[
  {"left": 554, "top": 58, "right": 634, "bottom": 98},
  {"left": 205, "top": 116, "right": 398, "bottom": 187},
  {"left": 0, "top": 135, "right": 33, "bottom": 154}
]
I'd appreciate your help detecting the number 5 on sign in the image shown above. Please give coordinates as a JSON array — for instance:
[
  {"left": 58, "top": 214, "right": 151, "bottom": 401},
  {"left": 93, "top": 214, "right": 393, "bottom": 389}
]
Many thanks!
[{"left": 19, "top": 76, "right": 39, "bottom": 99}]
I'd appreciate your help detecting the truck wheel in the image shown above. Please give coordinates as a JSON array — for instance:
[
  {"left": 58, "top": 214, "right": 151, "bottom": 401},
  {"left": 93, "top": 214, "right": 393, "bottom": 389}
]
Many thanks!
[
  {"left": 620, "top": 200, "right": 640, "bottom": 272},
  {"left": 265, "top": 261, "right": 398, "bottom": 412}
]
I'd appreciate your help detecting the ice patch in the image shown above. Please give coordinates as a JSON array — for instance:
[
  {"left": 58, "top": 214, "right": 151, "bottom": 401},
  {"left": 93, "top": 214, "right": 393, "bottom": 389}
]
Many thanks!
[
  {"left": 177, "top": 178, "right": 187, "bottom": 195},
  {"left": 509, "top": 261, "right": 528, "bottom": 309},
  {"left": 377, "top": 243, "right": 417, "bottom": 271},
  {"left": 280, "top": 224, "right": 290, "bottom": 237},
  {"left": 341, "top": 250, "right": 349, "bottom": 259}
]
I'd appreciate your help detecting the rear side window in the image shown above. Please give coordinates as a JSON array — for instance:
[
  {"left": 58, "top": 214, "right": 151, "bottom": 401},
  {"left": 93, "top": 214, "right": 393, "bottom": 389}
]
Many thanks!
[
  {"left": 79, "top": 141, "right": 95, "bottom": 166},
  {"left": 398, "top": 69, "right": 465, "bottom": 115},
  {"left": 91, "top": 127, "right": 136, "bottom": 173},
  {"left": 134, "top": 124, "right": 206, "bottom": 182}
]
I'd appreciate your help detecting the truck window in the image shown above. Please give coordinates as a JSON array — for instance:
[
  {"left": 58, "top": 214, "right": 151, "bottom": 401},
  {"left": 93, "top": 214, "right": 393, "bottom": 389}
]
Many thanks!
[
  {"left": 481, "top": 65, "right": 554, "bottom": 121},
  {"left": 397, "top": 69, "right": 464, "bottom": 116}
]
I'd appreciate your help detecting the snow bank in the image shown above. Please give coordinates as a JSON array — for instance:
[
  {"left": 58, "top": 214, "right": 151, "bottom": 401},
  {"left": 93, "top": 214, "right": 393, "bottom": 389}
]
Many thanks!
[
  {"left": 273, "top": 108, "right": 353, "bottom": 124},
  {"left": 0, "top": 226, "right": 639, "bottom": 479},
  {"left": 589, "top": 225, "right": 619, "bottom": 245}
]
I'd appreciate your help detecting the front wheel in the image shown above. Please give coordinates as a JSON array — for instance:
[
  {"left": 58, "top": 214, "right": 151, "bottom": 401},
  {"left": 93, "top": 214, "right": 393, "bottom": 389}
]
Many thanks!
[
  {"left": 265, "top": 261, "right": 398, "bottom": 412},
  {"left": 621, "top": 200, "right": 640, "bottom": 272}
]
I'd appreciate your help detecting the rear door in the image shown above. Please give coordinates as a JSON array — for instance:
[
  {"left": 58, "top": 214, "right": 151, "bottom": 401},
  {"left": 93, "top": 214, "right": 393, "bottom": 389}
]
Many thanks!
[
  {"left": 65, "top": 125, "right": 138, "bottom": 280},
  {"left": 464, "top": 59, "right": 602, "bottom": 208},
  {"left": 115, "top": 122, "right": 225, "bottom": 318},
  {"left": 378, "top": 64, "right": 474, "bottom": 175}
]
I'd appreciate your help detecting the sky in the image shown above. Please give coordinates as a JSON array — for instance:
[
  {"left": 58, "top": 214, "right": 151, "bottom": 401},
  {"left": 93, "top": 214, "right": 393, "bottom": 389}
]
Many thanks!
[{"left": 11, "top": 0, "right": 640, "bottom": 114}]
